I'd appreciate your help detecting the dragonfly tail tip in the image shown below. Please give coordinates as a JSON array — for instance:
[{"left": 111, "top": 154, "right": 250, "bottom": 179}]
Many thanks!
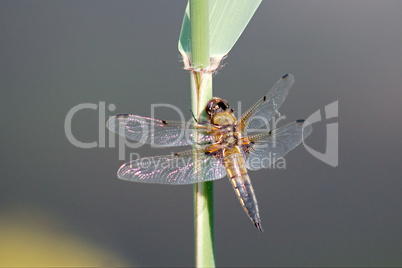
[{"left": 254, "top": 222, "right": 264, "bottom": 232}]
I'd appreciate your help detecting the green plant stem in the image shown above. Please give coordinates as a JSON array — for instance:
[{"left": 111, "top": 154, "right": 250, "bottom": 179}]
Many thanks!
[
  {"left": 190, "top": 0, "right": 210, "bottom": 69},
  {"left": 190, "top": 0, "right": 215, "bottom": 267}
]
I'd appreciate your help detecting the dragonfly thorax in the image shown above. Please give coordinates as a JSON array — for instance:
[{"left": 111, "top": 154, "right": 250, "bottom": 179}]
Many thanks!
[{"left": 218, "top": 124, "right": 242, "bottom": 148}]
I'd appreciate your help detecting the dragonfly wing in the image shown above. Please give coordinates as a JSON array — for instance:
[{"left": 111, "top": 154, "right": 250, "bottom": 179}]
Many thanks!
[
  {"left": 117, "top": 149, "right": 227, "bottom": 184},
  {"left": 237, "top": 74, "right": 295, "bottom": 134},
  {"left": 244, "top": 120, "right": 312, "bottom": 170},
  {"left": 107, "top": 114, "right": 215, "bottom": 147}
]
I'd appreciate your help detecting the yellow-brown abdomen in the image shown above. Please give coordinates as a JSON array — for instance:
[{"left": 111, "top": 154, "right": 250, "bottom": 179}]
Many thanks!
[{"left": 223, "top": 147, "right": 263, "bottom": 232}]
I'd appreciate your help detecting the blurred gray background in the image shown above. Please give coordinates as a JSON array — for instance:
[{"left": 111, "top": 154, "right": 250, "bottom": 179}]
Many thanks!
[{"left": 1, "top": 0, "right": 402, "bottom": 267}]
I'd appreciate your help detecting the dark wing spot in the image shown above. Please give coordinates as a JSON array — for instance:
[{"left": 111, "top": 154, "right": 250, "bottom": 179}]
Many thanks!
[
  {"left": 296, "top": 119, "right": 305, "bottom": 123},
  {"left": 116, "top": 113, "right": 129, "bottom": 118},
  {"left": 263, "top": 95, "right": 267, "bottom": 101},
  {"left": 161, "top": 120, "right": 168, "bottom": 125},
  {"left": 268, "top": 130, "right": 272, "bottom": 135},
  {"left": 173, "top": 153, "right": 180, "bottom": 157},
  {"left": 242, "top": 143, "right": 254, "bottom": 154},
  {"left": 282, "top": 73, "right": 289, "bottom": 79},
  {"left": 205, "top": 149, "right": 222, "bottom": 156}
]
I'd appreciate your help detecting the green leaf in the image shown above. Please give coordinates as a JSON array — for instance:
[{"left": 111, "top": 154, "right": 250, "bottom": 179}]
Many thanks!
[{"left": 179, "top": 0, "right": 262, "bottom": 68}]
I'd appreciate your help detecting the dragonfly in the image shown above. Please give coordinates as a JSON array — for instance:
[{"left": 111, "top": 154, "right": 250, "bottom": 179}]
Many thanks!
[{"left": 107, "top": 74, "right": 312, "bottom": 232}]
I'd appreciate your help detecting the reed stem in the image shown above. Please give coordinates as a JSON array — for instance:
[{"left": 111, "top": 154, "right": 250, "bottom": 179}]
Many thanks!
[{"left": 190, "top": 0, "right": 215, "bottom": 267}]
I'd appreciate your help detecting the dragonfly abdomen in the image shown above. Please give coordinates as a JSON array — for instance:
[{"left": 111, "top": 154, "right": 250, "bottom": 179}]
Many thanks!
[{"left": 223, "top": 147, "right": 263, "bottom": 232}]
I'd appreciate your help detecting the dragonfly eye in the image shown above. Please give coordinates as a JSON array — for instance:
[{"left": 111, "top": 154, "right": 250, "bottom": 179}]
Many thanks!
[{"left": 205, "top": 98, "right": 230, "bottom": 121}]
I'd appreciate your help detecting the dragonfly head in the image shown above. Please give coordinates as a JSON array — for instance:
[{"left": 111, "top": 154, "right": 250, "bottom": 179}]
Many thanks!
[{"left": 205, "top": 97, "right": 231, "bottom": 121}]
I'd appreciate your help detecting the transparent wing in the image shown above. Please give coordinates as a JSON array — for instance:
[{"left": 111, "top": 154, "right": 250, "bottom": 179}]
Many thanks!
[
  {"left": 106, "top": 114, "right": 216, "bottom": 147},
  {"left": 117, "top": 149, "right": 227, "bottom": 184},
  {"left": 237, "top": 74, "right": 295, "bottom": 134},
  {"left": 244, "top": 120, "right": 312, "bottom": 170}
]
